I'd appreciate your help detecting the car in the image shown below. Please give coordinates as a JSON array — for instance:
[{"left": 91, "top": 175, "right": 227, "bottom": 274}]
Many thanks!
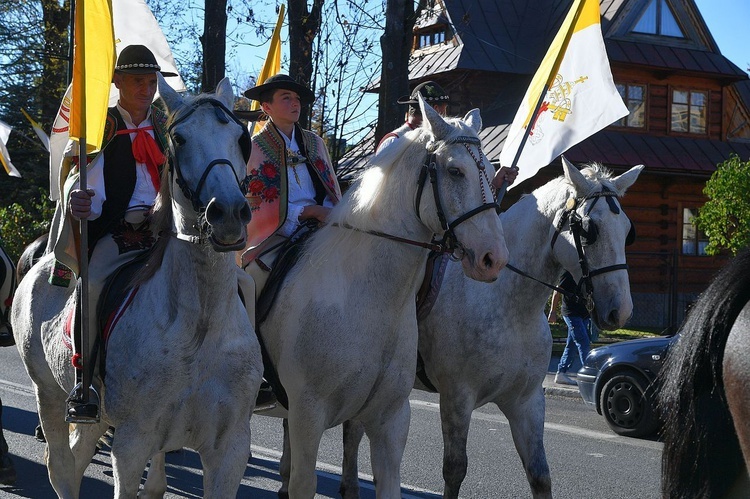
[{"left": 577, "top": 334, "right": 679, "bottom": 438}]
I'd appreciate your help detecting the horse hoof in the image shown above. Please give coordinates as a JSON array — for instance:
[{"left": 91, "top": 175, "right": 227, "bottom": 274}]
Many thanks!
[{"left": 0, "top": 455, "right": 16, "bottom": 485}]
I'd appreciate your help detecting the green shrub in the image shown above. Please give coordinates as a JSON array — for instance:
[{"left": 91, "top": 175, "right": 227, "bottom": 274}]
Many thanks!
[{"left": 0, "top": 189, "right": 54, "bottom": 261}]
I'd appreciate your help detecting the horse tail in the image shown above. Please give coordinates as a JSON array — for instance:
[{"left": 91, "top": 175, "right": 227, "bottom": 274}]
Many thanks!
[{"left": 659, "top": 249, "right": 750, "bottom": 498}]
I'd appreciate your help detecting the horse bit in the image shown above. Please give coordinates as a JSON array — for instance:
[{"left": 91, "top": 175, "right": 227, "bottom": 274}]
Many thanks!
[
  {"left": 336, "top": 135, "right": 499, "bottom": 261},
  {"left": 507, "top": 186, "right": 634, "bottom": 313}
]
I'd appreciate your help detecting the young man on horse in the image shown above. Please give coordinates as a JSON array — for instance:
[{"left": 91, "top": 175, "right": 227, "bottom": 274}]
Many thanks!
[
  {"left": 49, "top": 45, "right": 176, "bottom": 422},
  {"left": 238, "top": 73, "right": 342, "bottom": 303},
  {"left": 377, "top": 80, "right": 518, "bottom": 189}
]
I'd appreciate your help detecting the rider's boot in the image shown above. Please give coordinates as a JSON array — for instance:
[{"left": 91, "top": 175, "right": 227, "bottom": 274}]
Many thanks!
[{"left": 66, "top": 293, "right": 101, "bottom": 424}]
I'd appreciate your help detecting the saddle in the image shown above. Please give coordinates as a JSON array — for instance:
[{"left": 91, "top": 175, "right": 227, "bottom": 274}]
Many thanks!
[
  {"left": 414, "top": 251, "right": 449, "bottom": 393},
  {"left": 63, "top": 247, "right": 155, "bottom": 381}
]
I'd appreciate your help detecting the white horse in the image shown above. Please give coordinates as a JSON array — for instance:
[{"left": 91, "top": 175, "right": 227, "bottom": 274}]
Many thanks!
[
  {"left": 338, "top": 158, "right": 643, "bottom": 499},
  {"left": 11, "top": 76, "right": 262, "bottom": 498},
  {"left": 253, "top": 100, "right": 509, "bottom": 498}
]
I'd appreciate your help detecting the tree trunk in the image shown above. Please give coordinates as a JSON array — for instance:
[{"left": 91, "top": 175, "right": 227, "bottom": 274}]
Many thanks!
[
  {"left": 287, "top": 0, "right": 324, "bottom": 130},
  {"left": 376, "top": 0, "right": 421, "bottom": 147},
  {"left": 40, "top": 0, "right": 71, "bottom": 126},
  {"left": 201, "top": 0, "right": 227, "bottom": 93}
]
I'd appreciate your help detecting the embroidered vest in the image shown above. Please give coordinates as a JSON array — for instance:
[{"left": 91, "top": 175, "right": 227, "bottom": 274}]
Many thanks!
[{"left": 241, "top": 122, "right": 341, "bottom": 264}]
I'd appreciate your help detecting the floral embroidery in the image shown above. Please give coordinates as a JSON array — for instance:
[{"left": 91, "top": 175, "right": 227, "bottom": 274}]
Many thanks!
[
  {"left": 112, "top": 220, "right": 156, "bottom": 255},
  {"left": 246, "top": 160, "right": 281, "bottom": 211}
]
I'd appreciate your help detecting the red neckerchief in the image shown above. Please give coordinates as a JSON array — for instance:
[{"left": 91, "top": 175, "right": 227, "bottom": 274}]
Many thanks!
[{"left": 115, "top": 125, "right": 164, "bottom": 190}]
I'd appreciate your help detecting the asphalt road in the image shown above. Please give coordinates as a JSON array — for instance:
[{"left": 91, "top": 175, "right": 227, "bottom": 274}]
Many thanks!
[{"left": 0, "top": 345, "right": 661, "bottom": 498}]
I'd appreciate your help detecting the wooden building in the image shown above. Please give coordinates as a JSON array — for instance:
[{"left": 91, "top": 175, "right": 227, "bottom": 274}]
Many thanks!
[{"left": 338, "top": 0, "right": 750, "bottom": 330}]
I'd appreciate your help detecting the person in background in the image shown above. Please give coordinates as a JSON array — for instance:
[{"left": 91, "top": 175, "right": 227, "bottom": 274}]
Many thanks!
[
  {"left": 376, "top": 80, "right": 518, "bottom": 189},
  {"left": 548, "top": 271, "right": 591, "bottom": 385}
]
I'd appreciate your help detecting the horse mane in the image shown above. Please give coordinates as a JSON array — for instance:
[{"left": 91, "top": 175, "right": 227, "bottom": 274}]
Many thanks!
[
  {"left": 528, "top": 162, "right": 619, "bottom": 220},
  {"left": 658, "top": 249, "right": 750, "bottom": 498},
  {"left": 304, "top": 117, "right": 474, "bottom": 264},
  {"left": 130, "top": 93, "right": 209, "bottom": 287}
]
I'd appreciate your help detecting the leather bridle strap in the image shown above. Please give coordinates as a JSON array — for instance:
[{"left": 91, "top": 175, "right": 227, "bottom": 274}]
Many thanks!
[{"left": 330, "top": 222, "right": 449, "bottom": 253}]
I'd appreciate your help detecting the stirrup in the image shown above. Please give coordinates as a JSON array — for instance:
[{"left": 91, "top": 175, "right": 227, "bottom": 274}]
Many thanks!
[{"left": 65, "top": 383, "right": 101, "bottom": 424}]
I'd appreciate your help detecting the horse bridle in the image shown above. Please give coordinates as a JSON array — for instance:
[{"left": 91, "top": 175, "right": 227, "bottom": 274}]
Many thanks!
[
  {"left": 507, "top": 186, "right": 634, "bottom": 312},
  {"left": 334, "top": 135, "right": 498, "bottom": 259},
  {"left": 414, "top": 135, "right": 500, "bottom": 259},
  {"left": 166, "top": 98, "right": 251, "bottom": 215}
]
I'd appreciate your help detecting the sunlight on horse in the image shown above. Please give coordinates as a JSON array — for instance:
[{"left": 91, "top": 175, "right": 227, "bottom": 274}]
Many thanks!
[
  {"left": 11, "top": 76, "right": 261, "bottom": 498},
  {"left": 337, "top": 158, "right": 643, "bottom": 499},
  {"left": 260, "top": 98, "right": 507, "bottom": 498}
]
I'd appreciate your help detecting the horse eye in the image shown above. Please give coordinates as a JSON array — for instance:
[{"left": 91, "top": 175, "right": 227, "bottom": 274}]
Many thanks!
[
  {"left": 447, "top": 167, "right": 464, "bottom": 178},
  {"left": 173, "top": 133, "right": 186, "bottom": 146}
]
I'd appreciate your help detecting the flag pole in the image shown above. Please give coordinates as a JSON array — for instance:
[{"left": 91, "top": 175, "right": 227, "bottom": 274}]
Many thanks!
[
  {"left": 75, "top": 0, "right": 92, "bottom": 408},
  {"left": 496, "top": 0, "right": 587, "bottom": 204}
]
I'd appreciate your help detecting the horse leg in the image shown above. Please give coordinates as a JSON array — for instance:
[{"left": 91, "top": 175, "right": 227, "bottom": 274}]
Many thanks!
[
  {"left": 140, "top": 453, "right": 168, "bottom": 499},
  {"left": 438, "top": 389, "right": 475, "bottom": 499},
  {"left": 364, "top": 399, "right": 410, "bottom": 499},
  {"left": 200, "top": 421, "right": 251, "bottom": 498},
  {"left": 36, "top": 390, "right": 91, "bottom": 498},
  {"left": 279, "top": 418, "right": 291, "bottom": 499},
  {"left": 500, "top": 388, "right": 552, "bottom": 499},
  {"left": 340, "top": 420, "right": 365, "bottom": 499},
  {"left": 286, "top": 405, "right": 326, "bottom": 498},
  {"left": 110, "top": 426, "right": 155, "bottom": 499}
]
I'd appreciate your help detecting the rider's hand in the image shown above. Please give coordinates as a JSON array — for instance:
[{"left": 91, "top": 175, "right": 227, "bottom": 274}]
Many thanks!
[
  {"left": 492, "top": 166, "right": 519, "bottom": 189},
  {"left": 69, "top": 189, "right": 95, "bottom": 220},
  {"left": 300, "top": 204, "right": 331, "bottom": 223}
]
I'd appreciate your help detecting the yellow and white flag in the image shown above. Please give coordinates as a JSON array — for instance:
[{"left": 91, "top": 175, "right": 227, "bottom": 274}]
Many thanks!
[
  {"left": 499, "top": 0, "right": 627, "bottom": 188},
  {"left": 69, "top": 0, "right": 115, "bottom": 154},
  {"left": 0, "top": 120, "right": 22, "bottom": 178},
  {"left": 251, "top": 4, "right": 285, "bottom": 134},
  {"left": 21, "top": 108, "right": 51, "bottom": 152}
]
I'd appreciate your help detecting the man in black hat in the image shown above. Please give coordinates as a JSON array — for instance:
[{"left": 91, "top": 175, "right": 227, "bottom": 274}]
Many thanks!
[
  {"left": 376, "top": 81, "right": 450, "bottom": 152},
  {"left": 377, "top": 80, "right": 518, "bottom": 189},
  {"left": 53, "top": 44, "right": 176, "bottom": 422}
]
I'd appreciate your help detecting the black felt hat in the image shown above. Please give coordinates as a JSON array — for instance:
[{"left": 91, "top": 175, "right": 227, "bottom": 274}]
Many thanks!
[
  {"left": 397, "top": 81, "right": 450, "bottom": 105},
  {"left": 114, "top": 44, "right": 178, "bottom": 77},
  {"left": 243, "top": 74, "right": 315, "bottom": 106}
]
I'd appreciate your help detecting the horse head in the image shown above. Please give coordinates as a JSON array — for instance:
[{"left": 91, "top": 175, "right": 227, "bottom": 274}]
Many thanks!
[
  {"left": 157, "top": 75, "right": 251, "bottom": 251},
  {"left": 552, "top": 157, "right": 644, "bottom": 329},
  {"left": 415, "top": 96, "right": 508, "bottom": 282}
]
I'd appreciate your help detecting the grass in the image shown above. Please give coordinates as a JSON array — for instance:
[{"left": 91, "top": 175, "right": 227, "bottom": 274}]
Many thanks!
[{"left": 549, "top": 323, "right": 664, "bottom": 354}]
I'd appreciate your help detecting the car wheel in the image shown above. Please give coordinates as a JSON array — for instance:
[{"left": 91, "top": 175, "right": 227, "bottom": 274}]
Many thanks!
[{"left": 599, "top": 372, "right": 659, "bottom": 438}]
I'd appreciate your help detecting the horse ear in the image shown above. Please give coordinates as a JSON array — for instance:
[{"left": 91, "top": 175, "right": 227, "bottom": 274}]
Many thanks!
[
  {"left": 561, "top": 156, "right": 592, "bottom": 195},
  {"left": 463, "top": 108, "right": 482, "bottom": 134},
  {"left": 612, "top": 164, "right": 644, "bottom": 195},
  {"left": 420, "top": 94, "right": 453, "bottom": 140},
  {"left": 214, "top": 77, "right": 235, "bottom": 110},
  {"left": 157, "top": 73, "right": 182, "bottom": 112}
]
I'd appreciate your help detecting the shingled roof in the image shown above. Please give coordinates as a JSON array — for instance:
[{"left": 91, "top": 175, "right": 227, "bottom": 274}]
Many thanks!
[{"left": 339, "top": 0, "right": 750, "bottom": 182}]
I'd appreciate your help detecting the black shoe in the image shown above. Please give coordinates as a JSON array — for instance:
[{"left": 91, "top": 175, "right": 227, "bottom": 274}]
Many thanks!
[
  {"left": 255, "top": 385, "right": 277, "bottom": 411},
  {"left": 0, "top": 454, "right": 16, "bottom": 485},
  {"left": 0, "top": 328, "right": 14, "bottom": 348},
  {"left": 34, "top": 424, "right": 45, "bottom": 443},
  {"left": 66, "top": 384, "right": 101, "bottom": 424},
  {"left": 66, "top": 402, "right": 100, "bottom": 424}
]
